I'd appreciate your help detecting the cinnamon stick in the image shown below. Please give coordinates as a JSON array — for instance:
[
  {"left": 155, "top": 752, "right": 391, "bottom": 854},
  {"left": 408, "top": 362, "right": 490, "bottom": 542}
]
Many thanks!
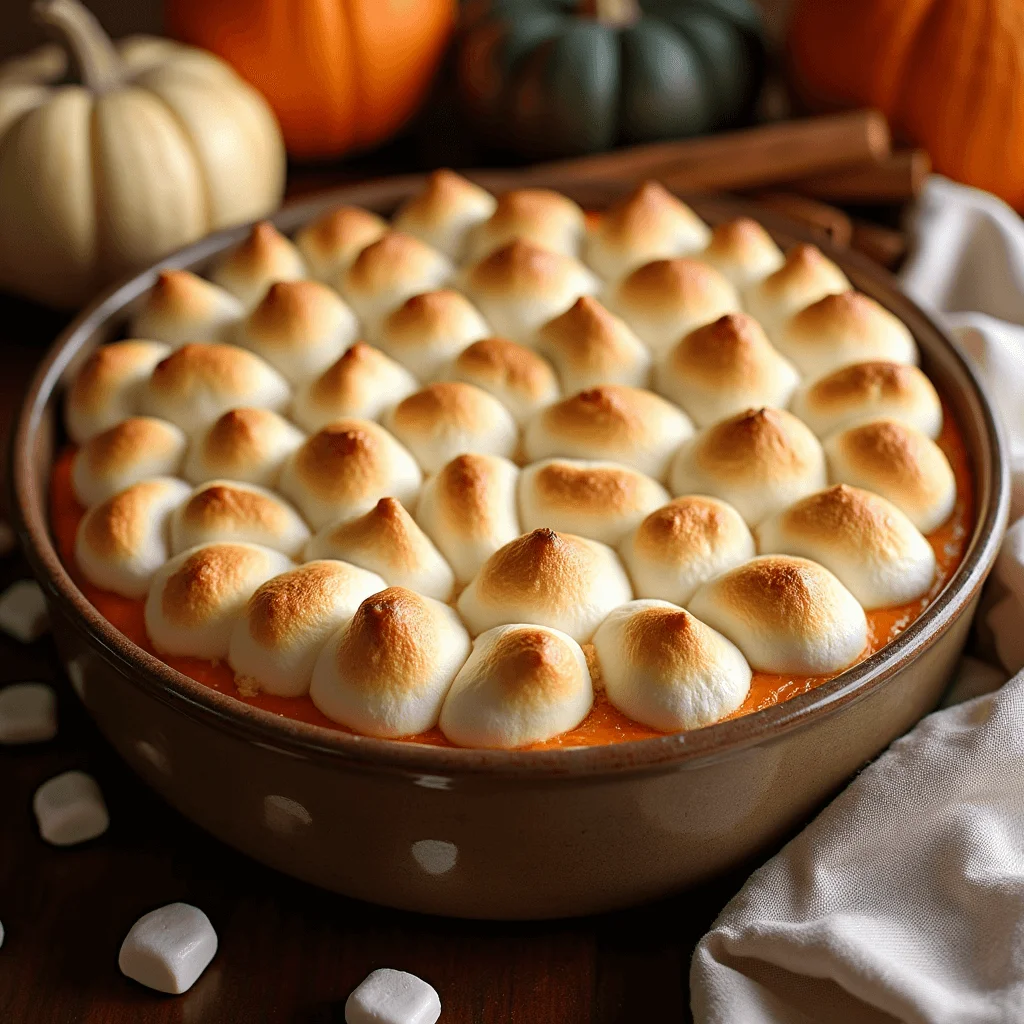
[
  {"left": 748, "top": 192, "right": 853, "bottom": 248},
  {"left": 850, "top": 222, "right": 908, "bottom": 269},
  {"left": 781, "top": 150, "right": 931, "bottom": 203}
]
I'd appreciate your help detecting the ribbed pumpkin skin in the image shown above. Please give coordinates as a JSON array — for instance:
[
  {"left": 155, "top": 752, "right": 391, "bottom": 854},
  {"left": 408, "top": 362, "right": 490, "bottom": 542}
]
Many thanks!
[
  {"left": 456, "top": 0, "right": 765, "bottom": 160},
  {"left": 789, "top": 0, "right": 1024, "bottom": 210},
  {"left": 166, "top": 0, "right": 455, "bottom": 160}
]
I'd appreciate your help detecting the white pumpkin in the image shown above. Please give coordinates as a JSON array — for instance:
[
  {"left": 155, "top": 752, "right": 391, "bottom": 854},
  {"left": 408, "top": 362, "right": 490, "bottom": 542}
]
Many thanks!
[{"left": 0, "top": 0, "right": 286, "bottom": 308}]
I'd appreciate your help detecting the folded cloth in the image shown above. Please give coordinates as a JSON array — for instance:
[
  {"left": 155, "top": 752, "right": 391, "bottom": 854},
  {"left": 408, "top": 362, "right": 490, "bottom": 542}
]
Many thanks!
[{"left": 690, "top": 177, "right": 1024, "bottom": 1023}]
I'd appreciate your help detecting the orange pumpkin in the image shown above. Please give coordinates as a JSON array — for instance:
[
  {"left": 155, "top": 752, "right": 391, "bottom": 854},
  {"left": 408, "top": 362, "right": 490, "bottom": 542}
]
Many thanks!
[
  {"left": 788, "top": 0, "right": 1024, "bottom": 210},
  {"left": 165, "top": 0, "right": 455, "bottom": 160}
]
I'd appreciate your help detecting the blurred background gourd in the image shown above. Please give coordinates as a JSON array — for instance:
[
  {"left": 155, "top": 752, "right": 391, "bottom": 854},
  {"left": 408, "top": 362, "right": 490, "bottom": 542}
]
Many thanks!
[
  {"left": 455, "top": 0, "right": 766, "bottom": 160},
  {"left": 165, "top": 0, "right": 457, "bottom": 161},
  {"left": 788, "top": 0, "right": 1024, "bottom": 210},
  {"left": 0, "top": 0, "right": 285, "bottom": 309}
]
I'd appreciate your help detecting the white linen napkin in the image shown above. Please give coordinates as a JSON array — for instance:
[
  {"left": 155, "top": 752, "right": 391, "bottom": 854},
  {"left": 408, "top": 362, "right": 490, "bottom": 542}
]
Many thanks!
[{"left": 690, "top": 176, "right": 1024, "bottom": 1024}]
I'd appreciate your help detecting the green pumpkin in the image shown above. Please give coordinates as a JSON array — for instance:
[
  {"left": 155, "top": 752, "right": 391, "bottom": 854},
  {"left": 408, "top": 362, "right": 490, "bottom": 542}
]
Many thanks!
[{"left": 456, "top": 0, "right": 766, "bottom": 159}]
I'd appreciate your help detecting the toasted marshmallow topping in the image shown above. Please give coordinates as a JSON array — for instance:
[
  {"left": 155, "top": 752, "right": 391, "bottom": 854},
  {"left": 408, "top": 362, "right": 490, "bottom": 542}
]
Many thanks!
[
  {"left": 607, "top": 257, "right": 741, "bottom": 358},
  {"left": 228, "top": 559, "right": 386, "bottom": 698},
  {"left": 130, "top": 270, "right": 243, "bottom": 347},
  {"left": 309, "top": 587, "right": 471, "bottom": 737},
  {"left": 140, "top": 343, "right": 291, "bottom": 431},
  {"left": 183, "top": 407, "right": 305, "bottom": 488},
  {"left": 291, "top": 343, "right": 418, "bottom": 432},
  {"left": 392, "top": 170, "right": 497, "bottom": 260},
  {"left": 534, "top": 296, "right": 652, "bottom": 394},
  {"left": 145, "top": 542, "right": 293, "bottom": 659},
  {"left": 209, "top": 221, "right": 307, "bottom": 308},
  {"left": 519, "top": 458, "right": 669, "bottom": 546},
  {"left": 654, "top": 313, "right": 800, "bottom": 427},
  {"left": 339, "top": 231, "right": 453, "bottom": 325},
  {"left": 374, "top": 289, "right": 491, "bottom": 380},
  {"left": 72, "top": 417, "right": 187, "bottom": 506},
  {"left": 688, "top": 555, "right": 868, "bottom": 675},
  {"left": 669, "top": 407, "right": 827, "bottom": 526},
  {"left": 585, "top": 182, "right": 710, "bottom": 281},
  {"left": 699, "top": 217, "right": 785, "bottom": 289},
  {"left": 444, "top": 338, "right": 560, "bottom": 423},
  {"left": 593, "top": 599, "right": 751, "bottom": 731},
  {"left": 293, "top": 205, "right": 388, "bottom": 282},
  {"left": 523, "top": 384, "right": 694, "bottom": 481},
  {"left": 385, "top": 382, "right": 519, "bottom": 472},
  {"left": 171, "top": 480, "right": 310, "bottom": 558},
  {"left": 742, "top": 243, "right": 850, "bottom": 341},
  {"left": 457, "top": 528, "right": 633, "bottom": 642},
  {"left": 756, "top": 484, "right": 936, "bottom": 609},
  {"left": 65, "top": 340, "right": 170, "bottom": 444},
  {"left": 461, "top": 240, "right": 600, "bottom": 342},
  {"left": 414, "top": 453, "right": 521, "bottom": 584},
  {"left": 790, "top": 361, "right": 943, "bottom": 440},
  {"left": 466, "top": 188, "right": 586, "bottom": 261},
  {"left": 278, "top": 419, "right": 422, "bottom": 530},
  {"left": 305, "top": 497, "right": 455, "bottom": 601},
  {"left": 824, "top": 419, "right": 956, "bottom": 533},
  {"left": 439, "top": 624, "right": 593, "bottom": 748},
  {"left": 75, "top": 478, "right": 191, "bottom": 598},
  {"left": 619, "top": 495, "right": 755, "bottom": 605},
  {"left": 776, "top": 291, "right": 918, "bottom": 379},
  {"left": 233, "top": 280, "right": 359, "bottom": 383}
]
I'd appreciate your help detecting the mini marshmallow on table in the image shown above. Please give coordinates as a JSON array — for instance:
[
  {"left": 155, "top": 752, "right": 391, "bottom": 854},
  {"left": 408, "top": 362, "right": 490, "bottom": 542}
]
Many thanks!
[
  {"left": 345, "top": 968, "right": 441, "bottom": 1024},
  {"left": 0, "top": 580, "right": 50, "bottom": 643},
  {"left": 33, "top": 770, "right": 109, "bottom": 846},
  {"left": 0, "top": 682, "right": 57, "bottom": 744},
  {"left": 119, "top": 903, "right": 218, "bottom": 995}
]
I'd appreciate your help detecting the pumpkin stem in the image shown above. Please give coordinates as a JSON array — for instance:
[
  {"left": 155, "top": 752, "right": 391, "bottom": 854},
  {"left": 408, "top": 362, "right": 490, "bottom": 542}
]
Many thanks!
[
  {"left": 32, "top": 0, "right": 122, "bottom": 93},
  {"left": 586, "top": 0, "right": 640, "bottom": 29}
]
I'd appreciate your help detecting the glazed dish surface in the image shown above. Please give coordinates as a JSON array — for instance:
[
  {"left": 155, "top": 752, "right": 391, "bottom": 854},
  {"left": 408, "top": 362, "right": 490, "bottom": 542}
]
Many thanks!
[{"left": 50, "top": 174, "right": 974, "bottom": 751}]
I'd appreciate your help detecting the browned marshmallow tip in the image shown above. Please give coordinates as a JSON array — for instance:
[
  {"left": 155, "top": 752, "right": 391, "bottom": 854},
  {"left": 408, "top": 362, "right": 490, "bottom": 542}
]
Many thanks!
[
  {"left": 233, "top": 280, "right": 359, "bottom": 383},
  {"left": 523, "top": 384, "right": 693, "bottom": 481},
  {"left": 467, "top": 188, "right": 586, "bottom": 261},
  {"left": 444, "top": 338, "right": 560, "bottom": 423},
  {"left": 456, "top": 528, "right": 633, "bottom": 642},
  {"left": 393, "top": 170, "right": 497, "bottom": 260},
  {"left": 278, "top": 418, "right": 422, "bottom": 529},
  {"left": 72, "top": 417, "right": 187, "bottom": 506},
  {"left": 75, "top": 478, "right": 192, "bottom": 598},
  {"left": 145, "top": 542, "right": 293, "bottom": 659},
  {"left": 228, "top": 559, "right": 387, "bottom": 698},
  {"left": 654, "top": 313, "right": 800, "bottom": 427},
  {"left": 386, "top": 381, "right": 519, "bottom": 473},
  {"left": 439, "top": 624, "right": 593, "bottom": 748},
  {"left": 461, "top": 239, "right": 600, "bottom": 342},
  {"left": 593, "top": 600, "right": 751, "bottom": 731},
  {"left": 414, "top": 453, "right": 522, "bottom": 585},
  {"left": 619, "top": 495, "right": 755, "bottom": 605},
  {"left": 375, "top": 289, "right": 491, "bottom": 380},
  {"left": 791, "top": 360, "right": 942, "bottom": 440},
  {"left": 209, "top": 221, "right": 307, "bottom": 308},
  {"left": 607, "top": 257, "right": 740, "bottom": 358},
  {"left": 584, "top": 181, "right": 710, "bottom": 281},
  {"left": 305, "top": 497, "right": 455, "bottom": 601},
  {"left": 534, "top": 296, "right": 652, "bottom": 394},
  {"left": 65, "top": 340, "right": 171, "bottom": 444},
  {"left": 824, "top": 419, "right": 957, "bottom": 533},
  {"left": 310, "top": 587, "right": 471, "bottom": 737},
  {"left": 293, "top": 204, "right": 388, "bottom": 282},
  {"left": 291, "top": 343, "right": 418, "bottom": 432},
  {"left": 755, "top": 484, "right": 936, "bottom": 609},
  {"left": 184, "top": 407, "right": 305, "bottom": 488},
  {"left": 669, "top": 407, "right": 827, "bottom": 526},
  {"left": 688, "top": 555, "right": 868, "bottom": 675},
  {"left": 518, "top": 458, "right": 669, "bottom": 546},
  {"left": 776, "top": 291, "right": 918, "bottom": 379},
  {"left": 130, "top": 270, "right": 243, "bottom": 347},
  {"left": 699, "top": 217, "right": 785, "bottom": 289},
  {"left": 140, "top": 343, "right": 291, "bottom": 431},
  {"left": 171, "top": 480, "right": 311, "bottom": 558}
]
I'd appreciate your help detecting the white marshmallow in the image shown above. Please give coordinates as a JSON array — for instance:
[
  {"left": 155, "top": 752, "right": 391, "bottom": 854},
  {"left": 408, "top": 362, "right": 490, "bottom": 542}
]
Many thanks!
[
  {"left": 130, "top": 269, "right": 243, "bottom": 347},
  {"left": 345, "top": 968, "right": 441, "bottom": 1024},
  {"left": 0, "top": 580, "right": 50, "bottom": 642},
  {"left": 699, "top": 217, "right": 785, "bottom": 290},
  {"left": 33, "top": 770, "right": 109, "bottom": 846},
  {"left": 118, "top": 903, "right": 218, "bottom": 995},
  {"left": 466, "top": 187, "right": 586, "bottom": 261},
  {"left": 209, "top": 221, "right": 307, "bottom": 308},
  {"left": 293, "top": 204, "right": 388, "bottom": 282},
  {"left": 0, "top": 682, "right": 57, "bottom": 743},
  {"left": 393, "top": 169, "right": 497, "bottom": 260}
]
